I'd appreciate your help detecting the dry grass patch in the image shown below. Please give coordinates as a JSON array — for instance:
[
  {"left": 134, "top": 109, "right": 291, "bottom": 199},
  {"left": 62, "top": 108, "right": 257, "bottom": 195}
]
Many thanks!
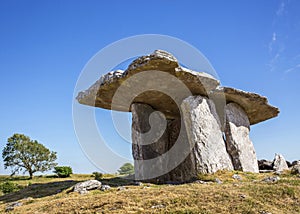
[{"left": 0, "top": 172, "right": 299, "bottom": 213}]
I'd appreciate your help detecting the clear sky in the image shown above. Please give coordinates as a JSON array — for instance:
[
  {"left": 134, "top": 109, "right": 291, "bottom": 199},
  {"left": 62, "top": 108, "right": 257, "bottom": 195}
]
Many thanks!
[{"left": 0, "top": 0, "right": 299, "bottom": 175}]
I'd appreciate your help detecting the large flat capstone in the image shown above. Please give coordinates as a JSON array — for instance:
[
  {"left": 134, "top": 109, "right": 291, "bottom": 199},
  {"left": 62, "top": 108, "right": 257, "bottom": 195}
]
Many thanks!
[
  {"left": 212, "top": 87, "right": 279, "bottom": 125},
  {"left": 77, "top": 50, "right": 219, "bottom": 119}
]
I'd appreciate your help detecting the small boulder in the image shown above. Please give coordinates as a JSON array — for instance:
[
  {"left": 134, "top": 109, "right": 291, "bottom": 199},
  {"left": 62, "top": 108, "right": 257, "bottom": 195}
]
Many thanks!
[
  {"left": 117, "top": 186, "right": 126, "bottom": 191},
  {"left": 5, "top": 201, "right": 22, "bottom": 212},
  {"left": 292, "top": 160, "right": 300, "bottom": 166},
  {"left": 133, "top": 181, "right": 143, "bottom": 186},
  {"left": 232, "top": 174, "right": 242, "bottom": 180},
  {"left": 262, "top": 176, "right": 280, "bottom": 183},
  {"left": 291, "top": 164, "right": 300, "bottom": 175},
  {"left": 272, "top": 154, "right": 288, "bottom": 172},
  {"left": 215, "top": 178, "right": 222, "bottom": 184},
  {"left": 73, "top": 180, "right": 102, "bottom": 194},
  {"left": 100, "top": 185, "right": 111, "bottom": 191}
]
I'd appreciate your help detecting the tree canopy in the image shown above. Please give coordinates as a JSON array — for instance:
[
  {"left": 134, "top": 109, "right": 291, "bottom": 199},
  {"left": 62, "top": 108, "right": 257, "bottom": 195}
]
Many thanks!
[
  {"left": 2, "top": 133, "right": 57, "bottom": 179},
  {"left": 118, "top": 163, "right": 134, "bottom": 175}
]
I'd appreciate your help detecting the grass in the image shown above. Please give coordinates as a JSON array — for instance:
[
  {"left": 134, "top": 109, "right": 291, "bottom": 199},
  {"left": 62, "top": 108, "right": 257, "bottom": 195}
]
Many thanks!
[{"left": 0, "top": 171, "right": 299, "bottom": 213}]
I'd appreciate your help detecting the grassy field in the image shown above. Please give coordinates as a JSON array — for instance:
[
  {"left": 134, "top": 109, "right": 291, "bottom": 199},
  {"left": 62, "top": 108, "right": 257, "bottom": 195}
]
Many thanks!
[{"left": 0, "top": 171, "right": 299, "bottom": 213}]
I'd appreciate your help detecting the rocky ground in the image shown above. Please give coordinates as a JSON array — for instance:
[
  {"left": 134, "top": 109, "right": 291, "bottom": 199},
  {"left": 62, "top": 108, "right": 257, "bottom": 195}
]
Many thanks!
[{"left": 0, "top": 170, "right": 299, "bottom": 214}]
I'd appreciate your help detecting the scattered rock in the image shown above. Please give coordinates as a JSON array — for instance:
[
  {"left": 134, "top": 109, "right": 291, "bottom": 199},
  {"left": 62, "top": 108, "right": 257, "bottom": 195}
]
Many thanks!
[
  {"left": 215, "top": 178, "right": 223, "bottom": 184},
  {"left": 73, "top": 180, "right": 102, "bottom": 194},
  {"left": 258, "top": 159, "right": 273, "bottom": 170},
  {"left": 100, "top": 185, "right": 111, "bottom": 191},
  {"left": 151, "top": 204, "right": 165, "bottom": 209},
  {"left": 262, "top": 176, "right": 280, "bottom": 183},
  {"left": 272, "top": 154, "right": 289, "bottom": 172},
  {"left": 5, "top": 201, "right": 22, "bottom": 212},
  {"left": 232, "top": 174, "right": 242, "bottom": 180},
  {"left": 117, "top": 186, "right": 126, "bottom": 191},
  {"left": 292, "top": 160, "right": 300, "bottom": 166},
  {"left": 259, "top": 211, "right": 272, "bottom": 214},
  {"left": 133, "top": 181, "right": 143, "bottom": 186},
  {"left": 194, "top": 180, "right": 207, "bottom": 184},
  {"left": 291, "top": 164, "right": 300, "bottom": 175}
]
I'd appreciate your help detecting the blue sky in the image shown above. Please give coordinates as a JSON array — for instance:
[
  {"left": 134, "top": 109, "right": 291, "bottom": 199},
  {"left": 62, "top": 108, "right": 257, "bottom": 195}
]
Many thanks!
[{"left": 0, "top": 0, "right": 299, "bottom": 175}]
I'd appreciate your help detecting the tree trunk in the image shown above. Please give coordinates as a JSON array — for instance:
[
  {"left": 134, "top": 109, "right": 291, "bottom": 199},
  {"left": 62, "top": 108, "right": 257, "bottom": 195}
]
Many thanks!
[{"left": 29, "top": 171, "right": 33, "bottom": 179}]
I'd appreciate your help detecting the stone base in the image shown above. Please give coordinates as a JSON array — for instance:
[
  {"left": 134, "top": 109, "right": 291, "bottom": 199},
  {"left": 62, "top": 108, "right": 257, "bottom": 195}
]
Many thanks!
[{"left": 131, "top": 96, "right": 259, "bottom": 183}]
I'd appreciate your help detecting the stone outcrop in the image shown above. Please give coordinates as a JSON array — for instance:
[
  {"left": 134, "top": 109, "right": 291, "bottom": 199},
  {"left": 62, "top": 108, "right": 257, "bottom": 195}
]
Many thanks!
[
  {"left": 73, "top": 180, "right": 102, "bottom": 194},
  {"left": 77, "top": 50, "right": 280, "bottom": 183},
  {"left": 181, "top": 96, "right": 233, "bottom": 173},
  {"left": 225, "top": 103, "right": 259, "bottom": 172},
  {"left": 272, "top": 154, "right": 289, "bottom": 172},
  {"left": 291, "top": 164, "right": 300, "bottom": 175}
]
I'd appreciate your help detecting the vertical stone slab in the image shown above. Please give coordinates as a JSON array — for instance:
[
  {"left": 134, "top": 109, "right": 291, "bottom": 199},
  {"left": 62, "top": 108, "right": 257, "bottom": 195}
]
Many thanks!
[
  {"left": 225, "top": 103, "right": 259, "bottom": 173},
  {"left": 131, "top": 103, "right": 196, "bottom": 183},
  {"left": 131, "top": 103, "right": 169, "bottom": 182},
  {"left": 166, "top": 118, "right": 196, "bottom": 182},
  {"left": 181, "top": 95, "right": 233, "bottom": 174}
]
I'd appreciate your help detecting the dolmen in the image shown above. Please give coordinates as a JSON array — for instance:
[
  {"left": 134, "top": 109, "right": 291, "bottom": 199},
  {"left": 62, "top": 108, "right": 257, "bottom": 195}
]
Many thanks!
[{"left": 77, "top": 50, "right": 279, "bottom": 183}]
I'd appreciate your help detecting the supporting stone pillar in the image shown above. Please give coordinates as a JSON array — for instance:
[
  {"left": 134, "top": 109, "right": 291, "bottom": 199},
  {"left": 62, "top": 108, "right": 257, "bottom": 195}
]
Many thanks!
[
  {"left": 131, "top": 103, "right": 169, "bottom": 182},
  {"left": 181, "top": 95, "right": 233, "bottom": 174},
  {"left": 131, "top": 103, "right": 196, "bottom": 183},
  {"left": 224, "top": 103, "right": 259, "bottom": 173}
]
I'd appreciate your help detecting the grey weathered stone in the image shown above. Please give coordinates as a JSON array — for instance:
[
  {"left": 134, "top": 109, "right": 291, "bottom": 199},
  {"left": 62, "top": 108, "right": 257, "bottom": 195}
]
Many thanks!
[
  {"left": 76, "top": 50, "right": 280, "bottom": 183},
  {"left": 181, "top": 95, "right": 233, "bottom": 174},
  {"left": 262, "top": 176, "right": 280, "bottom": 183},
  {"left": 77, "top": 50, "right": 219, "bottom": 119},
  {"left": 215, "top": 178, "right": 223, "bottom": 184},
  {"left": 212, "top": 87, "right": 279, "bottom": 125},
  {"left": 131, "top": 103, "right": 169, "bottom": 182},
  {"left": 100, "top": 185, "right": 111, "bottom": 191},
  {"left": 5, "top": 202, "right": 22, "bottom": 212},
  {"left": 272, "top": 154, "right": 289, "bottom": 172},
  {"left": 232, "top": 174, "right": 242, "bottom": 180},
  {"left": 225, "top": 103, "right": 259, "bottom": 173},
  {"left": 73, "top": 180, "right": 102, "bottom": 194},
  {"left": 292, "top": 160, "right": 300, "bottom": 166},
  {"left": 131, "top": 103, "right": 196, "bottom": 183},
  {"left": 291, "top": 164, "right": 300, "bottom": 175}
]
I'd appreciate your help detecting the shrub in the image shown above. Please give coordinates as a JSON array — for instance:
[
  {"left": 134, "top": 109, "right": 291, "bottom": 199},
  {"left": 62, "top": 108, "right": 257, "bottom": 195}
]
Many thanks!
[
  {"left": 0, "top": 181, "right": 19, "bottom": 194},
  {"left": 54, "top": 166, "right": 73, "bottom": 178},
  {"left": 93, "top": 172, "right": 104, "bottom": 180},
  {"left": 118, "top": 163, "right": 134, "bottom": 175}
]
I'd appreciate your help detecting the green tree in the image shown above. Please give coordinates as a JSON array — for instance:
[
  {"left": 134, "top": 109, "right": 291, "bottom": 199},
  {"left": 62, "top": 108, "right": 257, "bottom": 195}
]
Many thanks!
[
  {"left": 2, "top": 133, "right": 57, "bottom": 179},
  {"left": 54, "top": 166, "right": 73, "bottom": 178},
  {"left": 118, "top": 163, "right": 134, "bottom": 175}
]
